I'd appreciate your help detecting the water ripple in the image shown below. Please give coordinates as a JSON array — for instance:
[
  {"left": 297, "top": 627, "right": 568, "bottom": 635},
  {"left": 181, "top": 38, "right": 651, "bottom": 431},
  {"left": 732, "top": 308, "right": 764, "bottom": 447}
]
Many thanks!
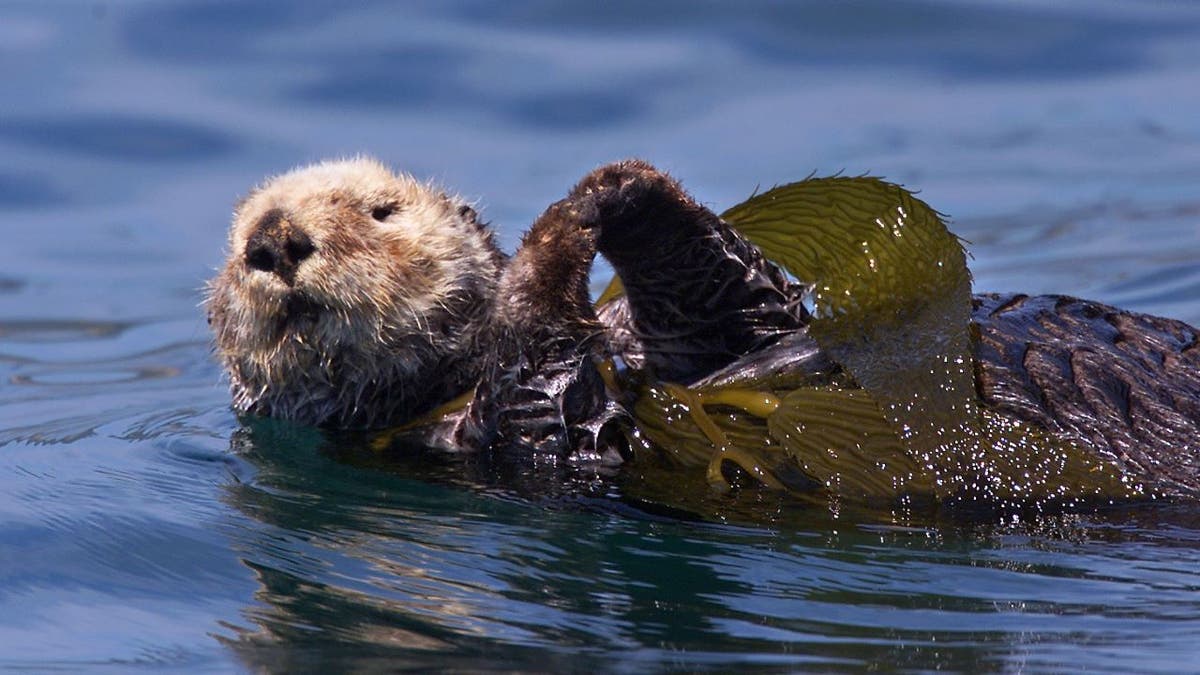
[
  {"left": 0, "top": 319, "right": 133, "bottom": 343},
  {"left": 11, "top": 365, "right": 180, "bottom": 387}
]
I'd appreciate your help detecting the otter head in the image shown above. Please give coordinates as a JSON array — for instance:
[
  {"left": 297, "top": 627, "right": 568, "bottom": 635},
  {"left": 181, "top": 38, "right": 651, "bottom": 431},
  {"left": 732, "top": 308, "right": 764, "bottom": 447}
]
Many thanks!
[{"left": 206, "top": 157, "right": 504, "bottom": 428}]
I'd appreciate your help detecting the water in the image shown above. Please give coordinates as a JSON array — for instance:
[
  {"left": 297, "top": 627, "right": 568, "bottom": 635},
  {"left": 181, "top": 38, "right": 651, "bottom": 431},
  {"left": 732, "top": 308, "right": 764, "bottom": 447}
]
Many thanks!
[{"left": 2, "top": 1, "right": 1200, "bottom": 671}]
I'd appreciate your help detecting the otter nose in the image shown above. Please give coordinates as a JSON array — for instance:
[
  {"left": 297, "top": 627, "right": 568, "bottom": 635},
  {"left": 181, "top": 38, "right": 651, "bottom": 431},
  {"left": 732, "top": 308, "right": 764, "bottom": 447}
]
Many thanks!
[{"left": 243, "top": 208, "right": 315, "bottom": 285}]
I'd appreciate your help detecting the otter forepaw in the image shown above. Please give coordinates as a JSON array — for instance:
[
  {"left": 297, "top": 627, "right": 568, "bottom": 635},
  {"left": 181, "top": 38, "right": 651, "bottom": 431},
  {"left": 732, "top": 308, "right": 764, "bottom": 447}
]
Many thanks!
[{"left": 567, "top": 159, "right": 683, "bottom": 230}]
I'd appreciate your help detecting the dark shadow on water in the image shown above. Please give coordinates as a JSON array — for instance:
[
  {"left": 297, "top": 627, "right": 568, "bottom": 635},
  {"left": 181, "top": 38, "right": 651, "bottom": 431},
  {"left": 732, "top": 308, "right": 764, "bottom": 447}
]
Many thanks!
[
  {"left": 0, "top": 115, "right": 237, "bottom": 162},
  {"left": 287, "top": 46, "right": 650, "bottom": 131},
  {"left": 286, "top": 45, "right": 472, "bottom": 108},
  {"left": 0, "top": 172, "right": 66, "bottom": 209},
  {"left": 218, "top": 421, "right": 846, "bottom": 669},
  {"left": 216, "top": 419, "right": 740, "bottom": 668},
  {"left": 121, "top": 0, "right": 358, "bottom": 63}
]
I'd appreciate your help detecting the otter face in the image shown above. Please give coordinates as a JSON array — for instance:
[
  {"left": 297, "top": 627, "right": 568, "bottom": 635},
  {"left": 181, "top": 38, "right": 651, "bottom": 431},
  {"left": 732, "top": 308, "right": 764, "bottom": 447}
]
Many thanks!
[{"left": 206, "top": 157, "right": 503, "bottom": 428}]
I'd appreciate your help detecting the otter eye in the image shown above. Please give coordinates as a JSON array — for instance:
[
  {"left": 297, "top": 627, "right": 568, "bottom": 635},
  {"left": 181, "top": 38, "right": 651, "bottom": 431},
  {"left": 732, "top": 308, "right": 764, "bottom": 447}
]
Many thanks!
[{"left": 371, "top": 204, "right": 397, "bottom": 221}]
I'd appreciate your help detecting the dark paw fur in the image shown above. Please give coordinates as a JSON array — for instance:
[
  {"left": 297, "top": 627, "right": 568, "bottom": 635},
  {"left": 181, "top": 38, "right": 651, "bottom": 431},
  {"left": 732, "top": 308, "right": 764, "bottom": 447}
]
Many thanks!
[{"left": 567, "top": 160, "right": 683, "bottom": 231}]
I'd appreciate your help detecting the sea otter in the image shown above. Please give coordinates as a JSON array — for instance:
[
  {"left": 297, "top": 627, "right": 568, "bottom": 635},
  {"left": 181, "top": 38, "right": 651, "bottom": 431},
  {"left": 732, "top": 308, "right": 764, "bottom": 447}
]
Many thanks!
[
  {"left": 207, "top": 158, "right": 501, "bottom": 429},
  {"left": 206, "top": 157, "right": 623, "bottom": 456},
  {"left": 208, "top": 158, "right": 1200, "bottom": 493}
]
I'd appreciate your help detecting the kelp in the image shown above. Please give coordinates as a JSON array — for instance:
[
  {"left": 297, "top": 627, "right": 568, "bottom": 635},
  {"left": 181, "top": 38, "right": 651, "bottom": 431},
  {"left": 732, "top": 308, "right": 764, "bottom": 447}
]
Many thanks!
[
  {"left": 610, "top": 177, "right": 1141, "bottom": 506},
  {"left": 723, "top": 178, "right": 977, "bottom": 457}
]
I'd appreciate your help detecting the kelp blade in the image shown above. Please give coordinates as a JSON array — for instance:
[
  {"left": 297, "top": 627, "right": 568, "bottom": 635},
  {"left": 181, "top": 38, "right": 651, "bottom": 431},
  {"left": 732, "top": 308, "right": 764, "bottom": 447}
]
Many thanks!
[
  {"left": 766, "top": 387, "right": 931, "bottom": 500},
  {"left": 721, "top": 177, "right": 978, "bottom": 457}
]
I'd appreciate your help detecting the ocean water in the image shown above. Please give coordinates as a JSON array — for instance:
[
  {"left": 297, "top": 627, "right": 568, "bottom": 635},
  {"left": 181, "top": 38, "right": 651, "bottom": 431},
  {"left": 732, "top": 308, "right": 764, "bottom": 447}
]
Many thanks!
[{"left": 2, "top": 1, "right": 1200, "bottom": 671}]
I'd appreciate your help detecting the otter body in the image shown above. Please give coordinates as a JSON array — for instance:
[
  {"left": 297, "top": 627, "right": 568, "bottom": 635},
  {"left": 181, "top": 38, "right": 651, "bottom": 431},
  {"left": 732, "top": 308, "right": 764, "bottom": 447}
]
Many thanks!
[
  {"left": 973, "top": 292, "right": 1200, "bottom": 493},
  {"left": 209, "top": 158, "right": 1200, "bottom": 493}
]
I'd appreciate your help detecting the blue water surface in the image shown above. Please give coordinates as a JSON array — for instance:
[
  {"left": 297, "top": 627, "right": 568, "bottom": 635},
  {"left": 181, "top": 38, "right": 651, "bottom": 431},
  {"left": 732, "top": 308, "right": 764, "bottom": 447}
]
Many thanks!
[{"left": 2, "top": 1, "right": 1200, "bottom": 671}]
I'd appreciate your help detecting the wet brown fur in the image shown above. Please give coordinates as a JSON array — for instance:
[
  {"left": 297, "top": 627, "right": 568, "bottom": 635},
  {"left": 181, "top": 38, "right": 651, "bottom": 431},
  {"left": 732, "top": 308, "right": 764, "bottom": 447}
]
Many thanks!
[{"left": 973, "top": 293, "right": 1200, "bottom": 492}]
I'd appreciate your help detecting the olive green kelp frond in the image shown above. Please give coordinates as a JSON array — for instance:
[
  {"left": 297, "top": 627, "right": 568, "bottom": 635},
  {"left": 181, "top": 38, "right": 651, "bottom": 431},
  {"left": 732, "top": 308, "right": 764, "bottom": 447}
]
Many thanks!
[
  {"left": 631, "top": 376, "right": 1139, "bottom": 505},
  {"left": 615, "top": 177, "right": 1141, "bottom": 507},
  {"left": 722, "top": 178, "right": 978, "bottom": 458}
]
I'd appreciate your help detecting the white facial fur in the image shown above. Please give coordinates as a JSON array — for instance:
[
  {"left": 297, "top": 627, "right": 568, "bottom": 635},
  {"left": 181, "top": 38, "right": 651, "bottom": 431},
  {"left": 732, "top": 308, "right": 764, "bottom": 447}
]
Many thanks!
[{"left": 207, "top": 157, "right": 502, "bottom": 427}]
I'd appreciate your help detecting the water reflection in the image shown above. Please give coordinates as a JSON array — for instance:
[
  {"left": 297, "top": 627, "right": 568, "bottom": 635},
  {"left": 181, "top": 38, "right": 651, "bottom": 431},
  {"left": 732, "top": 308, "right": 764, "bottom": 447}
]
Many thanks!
[{"left": 220, "top": 419, "right": 1200, "bottom": 670}]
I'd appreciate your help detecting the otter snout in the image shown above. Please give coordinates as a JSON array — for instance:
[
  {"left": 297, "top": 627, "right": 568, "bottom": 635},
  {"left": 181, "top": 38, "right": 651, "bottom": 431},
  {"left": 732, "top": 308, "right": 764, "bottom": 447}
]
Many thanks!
[{"left": 243, "top": 208, "right": 316, "bottom": 286}]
